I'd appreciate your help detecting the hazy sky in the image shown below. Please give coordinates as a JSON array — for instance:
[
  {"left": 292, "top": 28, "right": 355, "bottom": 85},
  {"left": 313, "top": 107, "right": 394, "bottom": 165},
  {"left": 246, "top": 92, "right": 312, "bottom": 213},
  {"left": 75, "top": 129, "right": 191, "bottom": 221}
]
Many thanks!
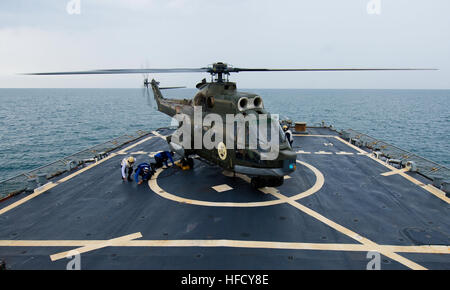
[{"left": 0, "top": 0, "right": 449, "bottom": 88}]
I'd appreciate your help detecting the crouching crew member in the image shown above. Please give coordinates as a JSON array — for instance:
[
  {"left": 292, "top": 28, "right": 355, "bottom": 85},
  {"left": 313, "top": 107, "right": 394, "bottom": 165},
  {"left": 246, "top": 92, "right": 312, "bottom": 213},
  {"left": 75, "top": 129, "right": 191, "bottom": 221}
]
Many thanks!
[
  {"left": 121, "top": 156, "right": 135, "bottom": 182},
  {"left": 134, "top": 163, "right": 155, "bottom": 185},
  {"left": 154, "top": 151, "right": 175, "bottom": 169},
  {"left": 283, "top": 125, "right": 294, "bottom": 147}
]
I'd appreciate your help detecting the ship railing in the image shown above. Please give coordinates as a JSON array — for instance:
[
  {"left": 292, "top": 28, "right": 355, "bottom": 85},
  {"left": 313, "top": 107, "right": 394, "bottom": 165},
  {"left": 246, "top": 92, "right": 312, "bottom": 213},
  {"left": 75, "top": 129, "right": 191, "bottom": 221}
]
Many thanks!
[
  {"left": 342, "top": 129, "right": 450, "bottom": 187},
  {"left": 0, "top": 130, "right": 152, "bottom": 200}
]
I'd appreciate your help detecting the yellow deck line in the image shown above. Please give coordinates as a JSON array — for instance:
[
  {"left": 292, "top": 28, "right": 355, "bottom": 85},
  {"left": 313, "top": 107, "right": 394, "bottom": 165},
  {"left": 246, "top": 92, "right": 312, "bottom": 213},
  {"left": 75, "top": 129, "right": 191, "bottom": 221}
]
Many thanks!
[
  {"left": 336, "top": 151, "right": 354, "bottom": 155},
  {"left": 0, "top": 136, "right": 155, "bottom": 216},
  {"left": 0, "top": 239, "right": 447, "bottom": 255},
  {"left": 1, "top": 132, "right": 447, "bottom": 269},
  {"left": 381, "top": 168, "right": 409, "bottom": 176},
  {"left": 49, "top": 232, "right": 142, "bottom": 261},
  {"left": 314, "top": 151, "right": 333, "bottom": 155},
  {"left": 334, "top": 136, "right": 450, "bottom": 204},
  {"left": 270, "top": 191, "right": 428, "bottom": 270},
  {"left": 151, "top": 130, "right": 167, "bottom": 140},
  {"left": 117, "top": 135, "right": 155, "bottom": 154},
  {"left": 293, "top": 134, "right": 336, "bottom": 138}
]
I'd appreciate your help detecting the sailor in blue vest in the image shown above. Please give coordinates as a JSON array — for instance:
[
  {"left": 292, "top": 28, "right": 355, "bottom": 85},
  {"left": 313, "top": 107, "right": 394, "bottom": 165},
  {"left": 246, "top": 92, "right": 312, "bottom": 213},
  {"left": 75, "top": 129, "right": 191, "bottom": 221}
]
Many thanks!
[
  {"left": 134, "top": 163, "right": 155, "bottom": 185},
  {"left": 154, "top": 151, "right": 175, "bottom": 169}
]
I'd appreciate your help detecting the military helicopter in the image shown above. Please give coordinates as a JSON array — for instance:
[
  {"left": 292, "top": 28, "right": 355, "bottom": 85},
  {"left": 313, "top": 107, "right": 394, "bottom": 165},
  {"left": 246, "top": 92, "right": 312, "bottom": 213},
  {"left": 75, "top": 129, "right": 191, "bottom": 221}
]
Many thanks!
[{"left": 27, "top": 62, "right": 434, "bottom": 188}]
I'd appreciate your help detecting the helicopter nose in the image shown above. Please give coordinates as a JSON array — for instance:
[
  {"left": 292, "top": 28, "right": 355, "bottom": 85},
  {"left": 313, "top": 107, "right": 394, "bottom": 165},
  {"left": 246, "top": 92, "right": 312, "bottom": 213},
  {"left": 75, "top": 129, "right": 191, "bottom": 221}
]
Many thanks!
[
  {"left": 278, "top": 149, "right": 297, "bottom": 161},
  {"left": 279, "top": 149, "right": 297, "bottom": 172}
]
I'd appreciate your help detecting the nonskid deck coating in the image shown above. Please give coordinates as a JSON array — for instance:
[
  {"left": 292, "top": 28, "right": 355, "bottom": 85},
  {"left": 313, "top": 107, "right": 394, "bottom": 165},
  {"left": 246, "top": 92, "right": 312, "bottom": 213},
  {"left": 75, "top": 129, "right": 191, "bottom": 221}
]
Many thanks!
[{"left": 0, "top": 128, "right": 448, "bottom": 270}]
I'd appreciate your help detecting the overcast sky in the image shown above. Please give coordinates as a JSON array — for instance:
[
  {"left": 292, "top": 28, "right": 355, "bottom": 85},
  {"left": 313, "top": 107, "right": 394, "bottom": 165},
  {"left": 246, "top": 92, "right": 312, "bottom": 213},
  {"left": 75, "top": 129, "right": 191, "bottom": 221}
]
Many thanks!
[{"left": 0, "top": 0, "right": 449, "bottom": 88}]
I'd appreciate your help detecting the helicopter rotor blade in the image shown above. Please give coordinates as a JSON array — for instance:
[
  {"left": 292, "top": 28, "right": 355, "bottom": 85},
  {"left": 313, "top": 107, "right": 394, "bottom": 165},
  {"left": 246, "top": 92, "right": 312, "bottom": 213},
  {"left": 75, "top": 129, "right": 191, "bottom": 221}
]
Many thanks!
[
  {"left": 24, "top": 64, "right": 437, "bottom": 76},
  {"left": 230, "top": 68, "right": 438, "bottom": 72},
  {"left": 160, "top": 86, "right": 186, "bottom": 90},
  {"left": 24, "top": 68, "right": 209, "bottom": 75}
]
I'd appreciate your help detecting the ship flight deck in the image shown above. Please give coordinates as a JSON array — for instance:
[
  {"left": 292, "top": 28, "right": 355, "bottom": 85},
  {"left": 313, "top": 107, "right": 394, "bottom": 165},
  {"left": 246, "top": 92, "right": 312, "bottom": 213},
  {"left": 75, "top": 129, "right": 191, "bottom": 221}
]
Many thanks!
[{"left": 0, "top": 127, "right": 449, "bottom": 270}]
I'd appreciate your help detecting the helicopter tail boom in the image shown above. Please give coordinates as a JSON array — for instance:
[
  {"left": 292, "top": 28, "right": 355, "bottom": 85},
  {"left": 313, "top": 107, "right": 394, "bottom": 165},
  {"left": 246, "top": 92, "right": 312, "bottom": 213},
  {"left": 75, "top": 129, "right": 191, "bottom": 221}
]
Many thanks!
[{"left": 149, "top": 79, "right": 192, "bottom": 117}]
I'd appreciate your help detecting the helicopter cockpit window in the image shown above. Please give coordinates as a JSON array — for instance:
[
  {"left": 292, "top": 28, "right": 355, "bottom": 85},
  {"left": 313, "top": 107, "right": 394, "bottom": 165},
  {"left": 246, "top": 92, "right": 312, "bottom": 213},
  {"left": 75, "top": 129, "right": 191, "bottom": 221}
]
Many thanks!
[{"left": 279, "top": 125, "right": 286, "bottom": 143}]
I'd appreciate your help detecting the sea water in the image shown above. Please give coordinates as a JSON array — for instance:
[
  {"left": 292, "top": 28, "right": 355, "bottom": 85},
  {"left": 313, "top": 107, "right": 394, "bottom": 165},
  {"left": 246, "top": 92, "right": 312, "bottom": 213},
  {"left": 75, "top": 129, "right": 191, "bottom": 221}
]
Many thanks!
[{"left": 0, "top": 88, "right": 449, "bottom": 181}]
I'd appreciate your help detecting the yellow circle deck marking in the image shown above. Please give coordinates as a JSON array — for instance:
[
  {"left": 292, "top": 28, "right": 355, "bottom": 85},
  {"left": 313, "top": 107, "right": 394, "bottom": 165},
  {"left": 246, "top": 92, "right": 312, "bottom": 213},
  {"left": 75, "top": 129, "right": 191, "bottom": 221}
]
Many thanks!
[{"left": 148, "top": 160, "right": 324, "bottom": 207}]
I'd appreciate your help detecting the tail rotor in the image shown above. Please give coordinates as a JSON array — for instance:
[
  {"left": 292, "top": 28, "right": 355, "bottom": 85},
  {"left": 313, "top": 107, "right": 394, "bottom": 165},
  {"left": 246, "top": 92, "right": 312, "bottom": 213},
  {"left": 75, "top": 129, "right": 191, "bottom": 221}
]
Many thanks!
[{"left": 141, "top": 62, "right": 156, "bottom": 109}]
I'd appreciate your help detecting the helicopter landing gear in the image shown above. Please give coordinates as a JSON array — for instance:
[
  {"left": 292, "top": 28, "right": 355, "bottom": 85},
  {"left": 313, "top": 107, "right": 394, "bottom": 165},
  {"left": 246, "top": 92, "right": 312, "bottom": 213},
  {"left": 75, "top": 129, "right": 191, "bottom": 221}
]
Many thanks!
[
  {"left": 179, "top": 157, "right": 194, "bottom": 170},
  {"left": 187, "top": 157, "right": 194, "bottom": 169},
  {"left": 251, "top": 176, "right": 284, "bottom": 189}
]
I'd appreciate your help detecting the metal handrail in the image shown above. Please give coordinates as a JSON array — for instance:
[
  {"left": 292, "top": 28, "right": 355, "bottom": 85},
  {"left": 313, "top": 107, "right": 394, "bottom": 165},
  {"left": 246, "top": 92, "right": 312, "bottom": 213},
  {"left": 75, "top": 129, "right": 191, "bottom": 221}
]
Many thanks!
[
  {"left": 0, "top": 130, "right": 153, "bottom": 199},
  {"left": 343, "top": 128, "right": 450, "bottom": 183}
]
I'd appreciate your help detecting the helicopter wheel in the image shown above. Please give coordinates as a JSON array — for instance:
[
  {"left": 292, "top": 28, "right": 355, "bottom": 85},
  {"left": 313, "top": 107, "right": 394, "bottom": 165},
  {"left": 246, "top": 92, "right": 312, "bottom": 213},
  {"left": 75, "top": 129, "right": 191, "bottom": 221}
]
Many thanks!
[
  {"left": 267, "top": 176, "right": 284, "bottom": 187},
  {"left": 187, "top": 157, "right": 194, "bottom": 169},
  {"left": 251, "top": 177, "right": 265, "bottom": 189},
  {"left": 251, "top": 176, "right": 284, "bottom": 189}
]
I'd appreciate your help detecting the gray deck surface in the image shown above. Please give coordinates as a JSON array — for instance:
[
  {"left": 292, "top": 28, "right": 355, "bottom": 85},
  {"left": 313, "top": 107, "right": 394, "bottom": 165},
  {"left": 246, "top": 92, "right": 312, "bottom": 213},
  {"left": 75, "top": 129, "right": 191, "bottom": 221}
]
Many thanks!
[{"left": 0, "top": 128, "right": 448, "bottom": 270}]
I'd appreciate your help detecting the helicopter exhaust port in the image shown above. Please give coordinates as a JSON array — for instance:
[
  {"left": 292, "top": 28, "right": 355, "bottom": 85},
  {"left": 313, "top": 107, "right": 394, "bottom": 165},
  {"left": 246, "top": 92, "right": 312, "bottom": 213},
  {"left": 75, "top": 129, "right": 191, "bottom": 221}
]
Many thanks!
[
  {"left": 238, "top": 97, "right": 249, "bottom": 111},
  {"left": 253, "top": 96, "right": 263, "bottom": 108}
]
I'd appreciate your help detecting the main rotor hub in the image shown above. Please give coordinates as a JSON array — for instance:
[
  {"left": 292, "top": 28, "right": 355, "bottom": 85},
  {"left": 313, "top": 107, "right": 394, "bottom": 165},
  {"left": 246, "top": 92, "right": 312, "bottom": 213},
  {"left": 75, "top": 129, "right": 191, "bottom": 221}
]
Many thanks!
[
  {"left": 208, "top": 62, "right": 231, "bottom": 83},
  {"left": 211, "top": 62, "right": 228, "bottom": 74}
]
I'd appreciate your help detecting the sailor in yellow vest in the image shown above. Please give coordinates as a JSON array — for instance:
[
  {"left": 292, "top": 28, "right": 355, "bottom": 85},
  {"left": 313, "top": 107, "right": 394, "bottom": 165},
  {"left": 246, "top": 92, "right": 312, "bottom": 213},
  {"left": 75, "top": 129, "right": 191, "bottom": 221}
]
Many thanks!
[{"left": 121, "top": 156, "right": 135, "bottom": 182}]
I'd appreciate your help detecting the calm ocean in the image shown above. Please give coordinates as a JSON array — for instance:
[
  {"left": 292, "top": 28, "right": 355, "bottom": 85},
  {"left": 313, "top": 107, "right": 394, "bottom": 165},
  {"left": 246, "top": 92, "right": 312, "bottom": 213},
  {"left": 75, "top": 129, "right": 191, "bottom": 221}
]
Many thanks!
[{"left": 0, "top": 88, "right": 449, "bottom": 181}]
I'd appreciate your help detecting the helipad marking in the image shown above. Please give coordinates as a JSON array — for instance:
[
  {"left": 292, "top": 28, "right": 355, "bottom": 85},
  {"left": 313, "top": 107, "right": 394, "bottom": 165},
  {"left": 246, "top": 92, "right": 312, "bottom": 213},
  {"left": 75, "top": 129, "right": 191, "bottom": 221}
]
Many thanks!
[
  {"left": 151, "top": 130, "right": 167, "bottom": 140},
  {"left": 293, "top": 134, "right": 336, "bottom": 138},
  {"left": 334, "top": 136, "right": 450, "bottom": 204},
  {"left": 117, "top": 135, "right": 155, "bottom": 154},
  {"left": 0, "top": 239, "right": 448, "bottom": 255},
  {"left": 315, "top": 151, "right": 333, "bottom": 155},
  {"left": 381, "top": 168, "right": 409, "bottom": 176},
  {"left": 49, "top": 232, "right": 142, "bottom": 261},
  {"left": 130, "top": 151, "right": 149, "bottom": 155},
  {"left": 212, "top": 184, "right": 233, "bottom": 193},
  {"left": 423, "top": 184, "right": 450, "bottom": 202},
  {"left": 269, "top": 191, "right": 427, "bottom": 270},
  {"left": 336, "top": 151, "right": 354, "bottom": 155},
  {"left": 0, "top": 136, "right": 155, "bottom": 216},
  {"left": 149, "top": 160, "right": 324, "bottom": 207}
]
